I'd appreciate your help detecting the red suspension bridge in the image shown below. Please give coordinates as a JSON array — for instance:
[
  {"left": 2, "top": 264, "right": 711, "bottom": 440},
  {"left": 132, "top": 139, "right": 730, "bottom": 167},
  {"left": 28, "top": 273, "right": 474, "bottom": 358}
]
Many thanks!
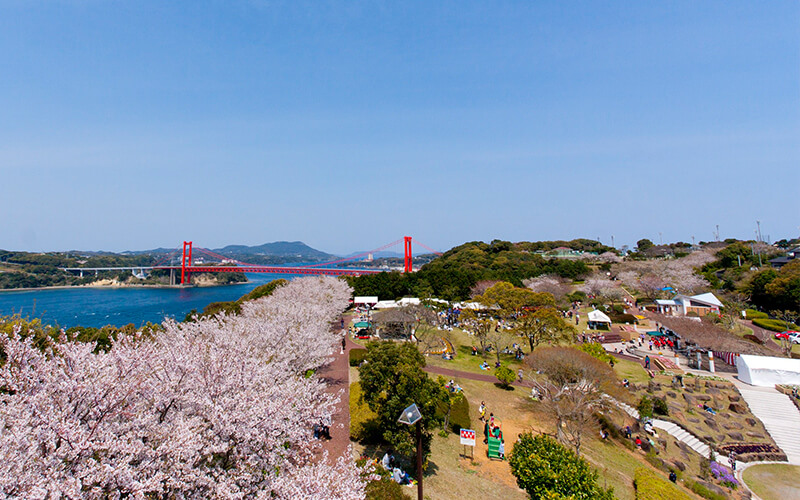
[{"left": 60, "top": 237, "right": 442, "bottom": 285}]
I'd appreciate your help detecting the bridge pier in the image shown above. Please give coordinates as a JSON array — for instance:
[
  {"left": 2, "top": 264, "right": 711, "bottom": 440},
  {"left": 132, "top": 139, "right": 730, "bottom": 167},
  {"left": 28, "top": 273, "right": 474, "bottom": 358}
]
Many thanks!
[{"left": 170, "top": 268, "right": 177, "bottom": 286}]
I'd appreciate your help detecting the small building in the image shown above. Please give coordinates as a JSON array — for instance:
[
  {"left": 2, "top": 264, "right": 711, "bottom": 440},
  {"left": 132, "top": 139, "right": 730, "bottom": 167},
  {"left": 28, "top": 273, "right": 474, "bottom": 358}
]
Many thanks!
[
  {"left": 655, "top": 292, "right": 723, "bottom": 316},
  {"left": 770, "top": 246, "right": 800, "bottom": 269}
]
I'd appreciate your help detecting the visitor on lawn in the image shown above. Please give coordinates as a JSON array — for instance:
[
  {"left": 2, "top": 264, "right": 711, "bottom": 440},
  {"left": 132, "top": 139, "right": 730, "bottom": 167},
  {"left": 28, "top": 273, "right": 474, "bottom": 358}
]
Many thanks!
[{"left": 382, "top": 450, "right": 395, "bottom": 470}]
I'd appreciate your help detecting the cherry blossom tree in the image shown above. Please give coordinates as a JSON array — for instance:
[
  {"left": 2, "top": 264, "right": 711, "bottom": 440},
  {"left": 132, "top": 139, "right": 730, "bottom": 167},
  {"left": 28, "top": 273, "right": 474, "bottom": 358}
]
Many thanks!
[
  {"left": 0, "top": 276, "right": 367, "bottom": 499},
  {"left": 523, "top": 275, "right": 571, "bottom": 301},
  {"left": 580, "top": 275, "right": 622, "bottom": 302}
]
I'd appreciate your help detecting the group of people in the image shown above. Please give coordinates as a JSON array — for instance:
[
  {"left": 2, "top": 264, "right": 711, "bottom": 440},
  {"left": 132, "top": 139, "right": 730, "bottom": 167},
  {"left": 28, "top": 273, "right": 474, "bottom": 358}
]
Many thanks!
[
  {"left": 479, "top": 402, "right": 505, "bottom": 458},
  {"left": 445, "top": 379, "right": 462, "bottom": 393},
  {"left": 312, "top": 417, "right": 331, "bottom": 440},
  {"left": 380, "top": 450, "right": 412, "bottom": 485},
  {"left": 577, "top": 332, "right": 605, "bottom": 343}
]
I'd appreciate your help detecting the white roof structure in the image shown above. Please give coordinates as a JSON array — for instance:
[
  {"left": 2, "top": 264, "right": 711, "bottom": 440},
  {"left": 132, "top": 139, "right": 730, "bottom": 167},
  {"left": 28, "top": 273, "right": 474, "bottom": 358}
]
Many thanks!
[
  {"left": 373, "top": 300, "right": 399, "bottom": 309},
  {"left": 587, "top": 310, "right": 612, "bottom": 323},
  {"left": 736, "top": 354, "right": 800, "bottom": 386},
  {"left": 354, "top": 296, "right": 378, "bottom": 304},
  {"left": 397, "top": 298, "right": 421, "bottom": 307},
  {"left": 688, "top": 293, "right": 723, "bottom": 307}
]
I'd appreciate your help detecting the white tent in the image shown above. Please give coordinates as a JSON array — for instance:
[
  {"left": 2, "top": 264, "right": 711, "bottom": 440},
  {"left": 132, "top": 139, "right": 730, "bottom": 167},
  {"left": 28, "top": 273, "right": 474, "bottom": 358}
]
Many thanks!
[
  {"left": 736, "top": 354, "right": 800, "bottom": 386},
  {"left": 587, "top": 310, "right": 612, "bottom": 324},
  {"left": 373, "top": 300, "right": 399, "bottom": 309}
]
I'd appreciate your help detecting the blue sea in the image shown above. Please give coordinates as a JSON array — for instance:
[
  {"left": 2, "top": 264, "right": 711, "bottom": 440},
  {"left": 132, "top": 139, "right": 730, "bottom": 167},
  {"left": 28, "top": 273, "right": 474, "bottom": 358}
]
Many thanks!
[{"left": 0, "top": 273, "right": 287, "bottom": 328}]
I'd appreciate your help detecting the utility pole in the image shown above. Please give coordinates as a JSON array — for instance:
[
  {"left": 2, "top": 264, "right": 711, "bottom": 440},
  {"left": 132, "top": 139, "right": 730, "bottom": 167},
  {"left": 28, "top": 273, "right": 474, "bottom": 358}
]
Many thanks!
[
  {"left": 659, "top": 232, "right": 663, "bottom": 245},
  {"left": 691, "top": 235, "right": 696, "bottom": 249},
  {"left": 715, "top": 224, "right": 720, "bottom": 242},
  {"left": 611, "top": 235, "right": 615, "bottom": 248},
  {"left": 757, "top": 220, "right": 762, "bottom": 243}
]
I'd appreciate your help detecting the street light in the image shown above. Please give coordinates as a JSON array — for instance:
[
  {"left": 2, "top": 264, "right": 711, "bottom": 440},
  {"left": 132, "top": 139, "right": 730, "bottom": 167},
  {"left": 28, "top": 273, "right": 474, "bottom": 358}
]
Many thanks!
[{"left": 398, "top": 403, "right": 423, "bottom": 500}]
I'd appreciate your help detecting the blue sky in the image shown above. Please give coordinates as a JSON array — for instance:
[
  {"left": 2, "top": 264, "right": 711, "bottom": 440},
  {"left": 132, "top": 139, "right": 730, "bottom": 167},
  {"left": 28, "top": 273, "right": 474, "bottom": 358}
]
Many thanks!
[{"left": 1, "top": 1, "right": 798, "bottom": 255}]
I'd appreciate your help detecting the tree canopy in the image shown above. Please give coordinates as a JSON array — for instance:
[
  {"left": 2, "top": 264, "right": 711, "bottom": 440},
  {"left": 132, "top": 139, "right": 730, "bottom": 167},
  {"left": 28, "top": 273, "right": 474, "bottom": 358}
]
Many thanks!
[{"left": 358, "top": 341, "right": 449, "bottom": 461}]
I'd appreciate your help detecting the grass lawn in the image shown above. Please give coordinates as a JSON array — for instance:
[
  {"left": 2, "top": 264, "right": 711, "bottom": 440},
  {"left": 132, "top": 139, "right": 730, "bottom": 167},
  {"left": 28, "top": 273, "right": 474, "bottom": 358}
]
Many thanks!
[
  {"left": 742, "top": 464, "right": 800, "bottom": 500},
  {"left": 613, "top": 358, "right": 650, "bottom": 385},
  {"left": 424, "top": 326, "right": 524, "bottom": 376}
]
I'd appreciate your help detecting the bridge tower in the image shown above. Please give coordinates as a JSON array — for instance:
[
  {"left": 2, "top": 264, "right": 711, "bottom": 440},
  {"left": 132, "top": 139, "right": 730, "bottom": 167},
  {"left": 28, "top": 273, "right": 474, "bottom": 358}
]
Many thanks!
[
  {"left": 181, "top": 241, "right": 193, "bottom": 285},
  {"left": 404, "top": 236, "right": 413, "bottom": 273}
]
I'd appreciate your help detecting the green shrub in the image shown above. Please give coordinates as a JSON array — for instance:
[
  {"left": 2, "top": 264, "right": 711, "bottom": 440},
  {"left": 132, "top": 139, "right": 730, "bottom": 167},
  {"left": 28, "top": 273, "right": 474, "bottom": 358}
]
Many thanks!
[
  {"left": 744, "top": 309, "right": 768, "bottom": 320},
  {"left": 653, "top": 397, "right": 669, "bottom": 416},
  {"left": 578, "top": 342, "right": 613, "bottom": 363},
  {"left": 349, "top": 348, "right": 368, "bottom": 367},
  {"left": 637, "top": 395, "right": 654, "bottom": 418},
  {"left": 566, "top": 291, "right": 587, "bottom": 303},
  {"left": 612, "top": 304, "right": 625, "bottom": 314},
  {"left": 609, "top": 313, "right": 638, "bottom": 324},
  {"left": 752, "top": 318, "right": 800, "bottom": 332},
  {"left": 447, "top": 393, "right": 471, "bottom": 434},
  {"left": 688, "top": 481, "right": 726, "bottom": 500},
  {"left": 495, "top": 366, "right": 516, "bottom": 388},
  {"left": 633, "top": 467, "right": 691, "bottom": 500},
  {"left": 509, "top": 433, "right": 614, "bottom": 500},
  {"left": 349, "top": 382, "right": 381, "bottom": 442}
]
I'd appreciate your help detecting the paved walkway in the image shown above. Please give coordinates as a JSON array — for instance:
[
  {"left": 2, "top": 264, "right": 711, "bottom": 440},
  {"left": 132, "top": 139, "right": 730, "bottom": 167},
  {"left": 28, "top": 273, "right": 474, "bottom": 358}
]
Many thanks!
[
  {"left": 316, "top": 323, "right": 356, "bottom": 460},
  {"left": 735, "top": 383, "right": 800, "bottom": 465}
]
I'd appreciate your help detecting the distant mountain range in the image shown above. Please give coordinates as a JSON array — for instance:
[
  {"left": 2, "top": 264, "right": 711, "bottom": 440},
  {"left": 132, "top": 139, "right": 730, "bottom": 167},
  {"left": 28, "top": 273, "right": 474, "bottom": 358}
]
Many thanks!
[{"left": 213, "top": 241, "right": 336, "bottom": 262}]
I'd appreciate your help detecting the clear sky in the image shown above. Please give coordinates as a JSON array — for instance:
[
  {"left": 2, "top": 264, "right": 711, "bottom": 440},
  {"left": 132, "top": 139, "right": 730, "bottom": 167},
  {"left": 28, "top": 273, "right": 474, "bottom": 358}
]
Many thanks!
[{"left": 1, "top": 1, "right": 798, "bottom": 255}]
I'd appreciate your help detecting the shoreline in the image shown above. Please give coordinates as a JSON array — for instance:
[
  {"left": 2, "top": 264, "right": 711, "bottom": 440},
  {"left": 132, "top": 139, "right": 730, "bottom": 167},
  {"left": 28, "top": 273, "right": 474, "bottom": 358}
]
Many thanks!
[{"left": 0, "top": 281, "right": 249, "bottom": 293}]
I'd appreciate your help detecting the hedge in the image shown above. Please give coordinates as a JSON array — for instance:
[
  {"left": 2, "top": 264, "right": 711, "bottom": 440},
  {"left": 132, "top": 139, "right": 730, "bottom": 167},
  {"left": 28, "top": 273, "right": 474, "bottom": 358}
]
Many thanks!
[
  {"left": 633, "top": 467, "right": 691, "bottom": 500},
  {"left": 349, "top": 382, "right": 381, "bottom": 442},
  {"left": 447, "top": 393, "right": 471, "bottom": 434},
  {"left": 688, "top": 480, "right": 726, "bottom": 500},
  {"left": 349, "top": 348, "right": 368, "bottom": 367},
  {"left": 609, "top": 313, "right": 638, "bottom": 324},
  {"left": 744, "top": 309, "right": 768, "bottom": 320},
  {"left": 752, "top": 318, "right": 800, "bottom": 332}
]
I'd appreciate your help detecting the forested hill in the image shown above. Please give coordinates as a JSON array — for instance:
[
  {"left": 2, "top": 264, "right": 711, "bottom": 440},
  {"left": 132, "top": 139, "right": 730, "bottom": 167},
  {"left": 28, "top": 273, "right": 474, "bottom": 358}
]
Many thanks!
[
  {"left": 213, "top": 241, "right": 335, "bottom": 263},
  {"left": 346, "top": 239, "right": 596, "bottom": 301}
]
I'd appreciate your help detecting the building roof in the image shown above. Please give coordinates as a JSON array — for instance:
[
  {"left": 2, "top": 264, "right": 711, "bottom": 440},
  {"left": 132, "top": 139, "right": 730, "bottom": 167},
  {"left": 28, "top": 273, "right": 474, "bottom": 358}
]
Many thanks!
[
  {"left": 680, "top": 292, "right": 723, "bottom": 308},
  {"left": 587, "top": 310, "right": 612, "bottom": 323}
]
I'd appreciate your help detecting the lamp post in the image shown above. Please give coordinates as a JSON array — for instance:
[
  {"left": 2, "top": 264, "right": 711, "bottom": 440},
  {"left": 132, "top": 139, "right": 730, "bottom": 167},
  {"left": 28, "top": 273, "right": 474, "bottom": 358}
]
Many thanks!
[{"left": 398, "top": 403, "right": 423, "bottom": 500}]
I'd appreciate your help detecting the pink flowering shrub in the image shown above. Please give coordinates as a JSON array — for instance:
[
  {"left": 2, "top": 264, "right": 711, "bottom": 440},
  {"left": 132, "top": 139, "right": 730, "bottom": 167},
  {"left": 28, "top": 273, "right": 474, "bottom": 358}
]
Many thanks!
[{"left": 0, "top": 276, "right": 366, "bottom": 499}]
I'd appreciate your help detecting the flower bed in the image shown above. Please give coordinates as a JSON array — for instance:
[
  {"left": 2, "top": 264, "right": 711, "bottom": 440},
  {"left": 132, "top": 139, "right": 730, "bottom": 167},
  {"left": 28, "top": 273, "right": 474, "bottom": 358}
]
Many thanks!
[{"left": 718, "top": 443, "right": 787, "bottom": 463}]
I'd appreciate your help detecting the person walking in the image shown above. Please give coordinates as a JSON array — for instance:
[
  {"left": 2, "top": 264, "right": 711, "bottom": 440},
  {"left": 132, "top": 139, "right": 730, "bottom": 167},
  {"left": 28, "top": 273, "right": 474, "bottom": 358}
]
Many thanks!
[
  {"left": 517, "top": 368, "right": 524, "bottom": 382},
  {"left": 341, "top": 336, "right": 346, "bottom": 354}
]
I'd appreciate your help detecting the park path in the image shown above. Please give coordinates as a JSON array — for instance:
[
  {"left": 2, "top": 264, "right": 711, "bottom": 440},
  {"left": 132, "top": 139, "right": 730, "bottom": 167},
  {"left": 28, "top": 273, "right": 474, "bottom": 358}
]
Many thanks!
[{"left": 315, "top": 320, "right": 356, "bottom": 461}]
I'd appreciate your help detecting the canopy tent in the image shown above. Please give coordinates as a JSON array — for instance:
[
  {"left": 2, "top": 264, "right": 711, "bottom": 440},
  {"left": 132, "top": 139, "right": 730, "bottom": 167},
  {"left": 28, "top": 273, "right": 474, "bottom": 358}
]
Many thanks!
[
  {"left": 373, "top": 300, "right": 398, "bottom": 309},
  {"left": 587, "top": 310, "right": 612, "bottom": 330},
  {"left": 736, "top": 354, "right": 800, "bottom": 387},
  {"left": 646, "top": 331, "right": 666, "bottom": 337},
  {"left": 353, "top": 321, "right": 372, "bottom": 329}
]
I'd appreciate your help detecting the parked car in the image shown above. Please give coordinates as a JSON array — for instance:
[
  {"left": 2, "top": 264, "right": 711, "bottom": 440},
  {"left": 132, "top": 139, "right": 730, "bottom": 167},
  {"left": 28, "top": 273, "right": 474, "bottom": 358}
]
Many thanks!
[{"left": 775, "top": 331, "right": 800, "bottom": 344}]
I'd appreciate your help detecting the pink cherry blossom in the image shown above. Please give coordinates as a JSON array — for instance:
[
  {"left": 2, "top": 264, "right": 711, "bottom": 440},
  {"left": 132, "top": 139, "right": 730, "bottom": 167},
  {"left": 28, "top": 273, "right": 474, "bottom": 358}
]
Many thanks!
[{"left": 0, "top": 276, "right": 366, "bottom": 499}]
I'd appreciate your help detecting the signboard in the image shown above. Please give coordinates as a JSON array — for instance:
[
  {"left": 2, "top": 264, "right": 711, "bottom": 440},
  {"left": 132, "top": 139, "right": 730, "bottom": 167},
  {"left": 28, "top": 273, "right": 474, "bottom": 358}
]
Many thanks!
[{"left": 460, "top": 428, "right": 476, "bottom": 447}]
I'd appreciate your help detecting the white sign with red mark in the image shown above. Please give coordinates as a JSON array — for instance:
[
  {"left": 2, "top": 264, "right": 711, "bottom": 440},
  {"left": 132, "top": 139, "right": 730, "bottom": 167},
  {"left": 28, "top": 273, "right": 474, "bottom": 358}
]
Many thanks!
[{"left": 460, "top": 428, "right": 476, "bottom": 447}]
